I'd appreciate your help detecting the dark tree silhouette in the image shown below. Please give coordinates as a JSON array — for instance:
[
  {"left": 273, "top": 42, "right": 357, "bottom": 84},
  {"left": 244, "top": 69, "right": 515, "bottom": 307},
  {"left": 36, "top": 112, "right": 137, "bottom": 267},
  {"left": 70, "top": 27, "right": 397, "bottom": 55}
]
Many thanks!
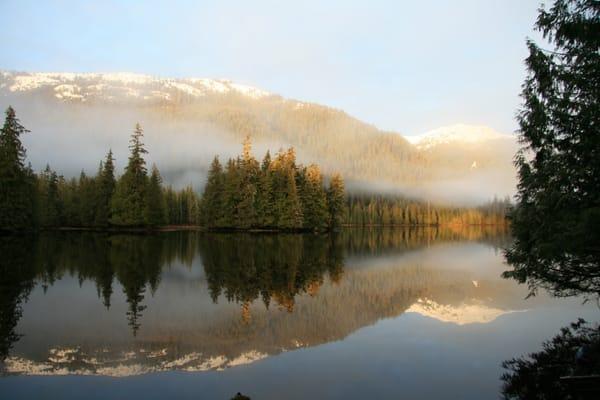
[{"left": 504, "top": 0, "right": 600, "bottom": 298}]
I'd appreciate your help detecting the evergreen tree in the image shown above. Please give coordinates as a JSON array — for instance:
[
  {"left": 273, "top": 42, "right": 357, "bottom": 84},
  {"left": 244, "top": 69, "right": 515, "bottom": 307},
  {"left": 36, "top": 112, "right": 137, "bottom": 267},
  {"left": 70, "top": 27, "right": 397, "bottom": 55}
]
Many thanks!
[
  {"left": 299, "top": 164, "right": 329, "bottom": 231},
  {"left": 37, "top": 165, "right": 62, "bottom": 227},
  {"left": 221, "top": 158, "right": 241, "bottom": 228},
  {"left": 0, "top": 107, "right": 36, "bottom": 230},
  {"left": 78, "top": 170, "right": 97, "bottom": 226},
  {"left": 255, "top": 151, "right": 274, "bottom": 227},
  {"left": 272, "top": 149, "right": 303, "bottom": 229},
  {"left": 327, "top": 173, "right": 345, "bottom": 231},
  {"left": 505, "top": 0, "right": 600, "bottom": 297},
  {"left": 144, "top": 165, "right": 167, "bottom": 226},
  {"left": 237, "top": 136, "right": 259, "bottom": 228},
  {"left": 95, "top": 150, "right": 116, "bottom": 227},
  {"left": 200, "top": 157, "right": 225, "bottom": 227},
  {"left": 110, "top": 123, "right": 149, "bottom": 226}
]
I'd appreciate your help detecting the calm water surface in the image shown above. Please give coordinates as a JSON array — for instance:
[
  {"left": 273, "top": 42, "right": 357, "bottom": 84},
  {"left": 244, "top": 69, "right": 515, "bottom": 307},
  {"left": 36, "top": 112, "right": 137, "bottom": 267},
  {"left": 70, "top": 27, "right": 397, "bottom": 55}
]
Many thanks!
[{"left": 0, "top": 228, "right": 597, "bottom": 399}]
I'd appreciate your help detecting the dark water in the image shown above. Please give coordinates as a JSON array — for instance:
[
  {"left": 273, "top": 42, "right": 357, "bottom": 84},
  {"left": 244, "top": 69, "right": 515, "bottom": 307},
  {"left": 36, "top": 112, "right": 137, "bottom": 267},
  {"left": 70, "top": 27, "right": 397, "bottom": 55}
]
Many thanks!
[{"left": 0, "top": 228, "right": 596, "bottom": 399}]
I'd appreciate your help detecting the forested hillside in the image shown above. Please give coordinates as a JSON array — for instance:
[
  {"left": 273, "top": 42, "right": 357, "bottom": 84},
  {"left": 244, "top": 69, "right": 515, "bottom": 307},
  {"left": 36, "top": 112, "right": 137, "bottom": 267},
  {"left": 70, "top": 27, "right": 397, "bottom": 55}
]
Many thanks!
[{"left": 0, "top": 71, "right": 513, "bottom": 201}]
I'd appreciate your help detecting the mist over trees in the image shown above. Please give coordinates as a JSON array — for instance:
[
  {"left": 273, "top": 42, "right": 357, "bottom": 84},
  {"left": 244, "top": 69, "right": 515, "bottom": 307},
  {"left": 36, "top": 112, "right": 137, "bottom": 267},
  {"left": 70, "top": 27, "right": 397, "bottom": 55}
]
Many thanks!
[{"left": 0, "top": 107, "right": 511, "bottom": 232}]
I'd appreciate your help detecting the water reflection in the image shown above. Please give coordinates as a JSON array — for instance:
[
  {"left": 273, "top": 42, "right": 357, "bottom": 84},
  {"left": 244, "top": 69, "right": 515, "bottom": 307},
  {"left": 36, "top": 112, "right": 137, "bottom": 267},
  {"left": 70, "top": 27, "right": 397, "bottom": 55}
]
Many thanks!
[{"left": 0, "top": 227, "right": 514, "bottom": 376}]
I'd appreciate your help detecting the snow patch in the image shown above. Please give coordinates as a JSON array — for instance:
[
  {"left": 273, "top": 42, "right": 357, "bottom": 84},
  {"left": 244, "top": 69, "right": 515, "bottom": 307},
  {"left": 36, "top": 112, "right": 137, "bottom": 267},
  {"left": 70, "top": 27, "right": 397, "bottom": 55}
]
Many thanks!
[
  {"left": 407, "top": 297, "right": 517, "bottom": 325},
  {"left": 406, "top": 124, "right": 512, "bottom": 150}
]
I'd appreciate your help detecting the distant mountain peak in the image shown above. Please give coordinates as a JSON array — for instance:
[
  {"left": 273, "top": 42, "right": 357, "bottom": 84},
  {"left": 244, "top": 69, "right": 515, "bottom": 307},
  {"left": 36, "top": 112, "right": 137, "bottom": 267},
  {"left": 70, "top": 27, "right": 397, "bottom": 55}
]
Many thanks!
[{"left": 405, "top": 124, "right": 513, "bottom": 149}]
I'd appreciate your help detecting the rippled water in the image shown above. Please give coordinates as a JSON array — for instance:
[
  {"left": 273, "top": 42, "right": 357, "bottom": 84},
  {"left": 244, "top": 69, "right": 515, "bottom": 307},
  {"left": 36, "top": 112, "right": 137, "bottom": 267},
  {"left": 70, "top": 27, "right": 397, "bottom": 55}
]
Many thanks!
[{"left": 0, "top": 228, "right": 596, "bottom": 399}]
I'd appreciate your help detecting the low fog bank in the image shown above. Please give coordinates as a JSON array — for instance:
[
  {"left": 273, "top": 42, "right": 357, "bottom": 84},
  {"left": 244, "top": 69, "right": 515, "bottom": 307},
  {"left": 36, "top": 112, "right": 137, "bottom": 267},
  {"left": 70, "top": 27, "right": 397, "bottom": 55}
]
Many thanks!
[
  {"left": 345, "top": 166, "right": 516, "bottom": 207},
  {"left": 1, "top": 97, "right": 516, "bottom": 205},
  {"left": 2, "top": 97, "right": 249, "bottom": 190}
]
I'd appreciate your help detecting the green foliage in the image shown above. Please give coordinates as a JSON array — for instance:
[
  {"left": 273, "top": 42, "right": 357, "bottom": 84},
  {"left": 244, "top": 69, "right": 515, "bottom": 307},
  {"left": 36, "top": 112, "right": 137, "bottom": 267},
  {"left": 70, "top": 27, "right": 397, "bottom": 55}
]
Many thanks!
[
  {"left": 200, "top": 138, "right": 337, "bottom": 231},
  {"left": 505, "top": 0, "right": 600, "bottom": 297},
  {"left": 110, "top": 123, "right": 149, "bottom": 226},
  {"left": 299, "top": 165, "right": 329, "bottom": 231},
  {"left": 0, "top": 106, "right": 36, "bottom": 230},
  {"left": 144, "top": 165, "right": 167, "bottom": 226},
  {"left": 95, "top": 150, "right": 116, "bottom": 227},
  {"left": 327, "top": 174, "right": 345, "bottom": 231},
  {"left": 37, "top": 165, "right": 62, "bottom": 227},
  {"left": 271, "top": 149, "right": 303, "bottom": 230}
]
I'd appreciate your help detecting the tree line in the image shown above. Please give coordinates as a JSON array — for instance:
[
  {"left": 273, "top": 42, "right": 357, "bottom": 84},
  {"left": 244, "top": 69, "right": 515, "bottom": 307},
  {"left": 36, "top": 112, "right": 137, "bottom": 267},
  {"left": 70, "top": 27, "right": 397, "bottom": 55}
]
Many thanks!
[
  {"left": 0, "top": 107, "right": 200, "bottom": 230},
  {"left": 345, "top": 194, "right": 511, "bottom": 227}
]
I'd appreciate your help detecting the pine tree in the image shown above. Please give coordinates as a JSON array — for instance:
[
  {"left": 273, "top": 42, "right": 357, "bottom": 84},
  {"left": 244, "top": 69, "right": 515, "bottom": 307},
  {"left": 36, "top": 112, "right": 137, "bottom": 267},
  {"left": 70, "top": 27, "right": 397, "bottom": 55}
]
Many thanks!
[
  {"left": 272, "top": 149, "right": 303, "bottom": 230},
  {"left": 221, "top": 158, "right": 241, "bottom": 228},
  {"left": 95, "top": 150, "right": 116, "bottom": 227},
  {"left": 255, "top": 151, "right": 274, "bottom": 227},
  {"left": 505, "top": 0, "right": 600, "bottom": 296},
  {"left": 200, "top": 156, "right": 224, "bottom": 228},
  {"left": 110, "top": 123, "right": 149, "bottom": 226},
  {"left": 0, "top": 107, "right": 36, "bottom": 230},
  {"left": 327, "top": 173, "right": 345, "bottom": 231},
  {"left": 299, "top": 164, "right": 328, "bottom": 231},
  {"left": 144, "top": 165, "right": 167, "bottom": 226},
  {"left": 237, "top": 136, "right": 259, "bottom": 228},
  {"left": 78, "top": 170, "right": 97, "bottom": 226},
  {"left": 38, "top": 165, "right": 62, "bottom": 227}
]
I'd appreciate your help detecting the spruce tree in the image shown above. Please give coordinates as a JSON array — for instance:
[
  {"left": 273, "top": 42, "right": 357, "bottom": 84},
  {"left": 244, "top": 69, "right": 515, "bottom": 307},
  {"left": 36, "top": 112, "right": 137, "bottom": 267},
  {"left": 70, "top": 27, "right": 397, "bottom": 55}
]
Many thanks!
[
  {"left": 505, "top": 0, "right": 600, "bottom": 296},
  {"left": 95, "top": 150, "right": 116, "bottom": 227},
  {"left": 237, "top": 136, "right": 259, "bottom": 228},
  {"left": 221, "top": 158, "right": 241, "bottom": 228},
  {"left": 200, "top": 156, "right": 224, "bottom": 228},
  {"left": 300, "top": 164, "right": 329, "bottom": 231},
  {"left": 0, "top": 107, "right": 36, "bottom": 230},
  {"left": 38, "top": 165, "right": 61, "bottom": 227},
  {"left": 272, "top": 149, "right": 303, "bottom": 230},
  {"left": 110, "top": 123, "right": 149, "bottom": 226},
  {"left": 144, "top": 165, "right": 167, "bottom": 226},
  {"left": 327, "top": 173, "right": 345, "bottom": 231},
  {"left": 255, "top": 151, "right": 274, "bottom": 227}
]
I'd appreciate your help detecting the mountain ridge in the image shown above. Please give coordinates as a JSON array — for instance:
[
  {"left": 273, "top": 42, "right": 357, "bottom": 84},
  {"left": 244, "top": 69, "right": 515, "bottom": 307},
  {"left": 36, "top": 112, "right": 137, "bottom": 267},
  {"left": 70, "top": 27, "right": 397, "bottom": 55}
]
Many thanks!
[{"left": 0, "top": 70, "right": 517, "bottom": 204}]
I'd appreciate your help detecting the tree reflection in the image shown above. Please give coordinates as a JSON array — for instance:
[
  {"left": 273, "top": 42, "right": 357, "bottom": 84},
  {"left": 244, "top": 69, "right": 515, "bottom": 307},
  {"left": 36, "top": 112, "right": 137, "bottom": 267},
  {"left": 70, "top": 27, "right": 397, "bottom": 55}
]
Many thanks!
[
  {"left": 200, "top": 233, "right": 343, "bottom": 321},
  {"left": 0, "top": 236, "right": 36, "bottom": 363},
  {"left": 0, "top": 227, "right": 508, "bottom": 365}
]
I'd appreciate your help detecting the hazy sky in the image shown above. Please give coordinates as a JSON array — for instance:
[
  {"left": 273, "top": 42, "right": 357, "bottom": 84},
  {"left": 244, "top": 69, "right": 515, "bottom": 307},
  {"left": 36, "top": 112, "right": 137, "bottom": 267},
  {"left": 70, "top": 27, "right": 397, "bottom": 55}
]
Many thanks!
[{"left": 0, "top": 0, "right": 546, "bottom": 135}]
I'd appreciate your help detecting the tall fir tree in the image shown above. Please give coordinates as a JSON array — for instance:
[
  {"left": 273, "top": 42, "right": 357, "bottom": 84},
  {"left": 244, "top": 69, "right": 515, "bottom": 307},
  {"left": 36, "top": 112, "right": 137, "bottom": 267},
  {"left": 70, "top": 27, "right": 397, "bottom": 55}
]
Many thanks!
[
  {"left": 222, "top": 158, "right": 241, "bottom": 228},
  {"left": 300, "top": 164, "right": 329, "bottom": 231},
  {"left": 144, "top": 165, "right": 167, "bottom": 226},
  {"left": 95, "top": 150, "right": 116, "bottom": 227},
  {"left": 200, "top": 157, "right": 224, "bottom": 227},
  {"left": 272, "top": 149, "right": 303, "bottom": 229},
  {"left": 237, "top": 136, "right": 259, "bottom": 228},
  {"left": 37, "top": 165, "right": 62, "bottom": 227},
  {"left": 327, "top": 173, "right": 345, "bottom": 231},
  {"left": 0, "top": 107, "right": 36, "bottom": 230},
  {"left": 110, "top": 123, "right": 149, "bottom": 226},
  {"left": 505, "top": 0, "right": 600, "bottom": 296},
  {"left": 255, "top": 151, "right": 274, "bottom": 227}
]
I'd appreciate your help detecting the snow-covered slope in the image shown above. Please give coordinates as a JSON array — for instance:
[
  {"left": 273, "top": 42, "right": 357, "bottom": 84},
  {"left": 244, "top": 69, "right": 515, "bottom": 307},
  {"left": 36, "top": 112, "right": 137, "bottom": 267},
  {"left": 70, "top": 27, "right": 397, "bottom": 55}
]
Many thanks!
[
  {"left": 1, "top": 71, "right": 271, "bottom": 101},
  {"left": 405, "top": 124, "right": 513, "bottom": 150}
]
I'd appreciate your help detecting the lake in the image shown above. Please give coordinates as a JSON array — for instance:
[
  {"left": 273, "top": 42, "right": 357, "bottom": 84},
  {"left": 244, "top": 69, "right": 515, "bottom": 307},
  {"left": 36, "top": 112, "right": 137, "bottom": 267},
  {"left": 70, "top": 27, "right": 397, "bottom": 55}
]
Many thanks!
[{"left": 0, "top": 228, "right": 597, "bottom": 399}]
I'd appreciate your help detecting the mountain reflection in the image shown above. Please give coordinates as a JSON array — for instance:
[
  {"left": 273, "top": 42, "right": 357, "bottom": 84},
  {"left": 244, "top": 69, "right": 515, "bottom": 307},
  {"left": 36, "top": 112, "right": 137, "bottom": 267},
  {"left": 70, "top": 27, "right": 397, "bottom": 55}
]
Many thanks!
[{"left": 0, "top": 227, "right": 514, "bottom": 376}]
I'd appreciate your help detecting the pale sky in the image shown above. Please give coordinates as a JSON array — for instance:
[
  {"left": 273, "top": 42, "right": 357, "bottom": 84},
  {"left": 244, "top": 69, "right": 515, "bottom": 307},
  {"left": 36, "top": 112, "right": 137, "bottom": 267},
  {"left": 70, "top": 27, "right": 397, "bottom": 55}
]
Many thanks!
[{"left": 0, "top": 0, "right": 546, "bottom": 136}]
